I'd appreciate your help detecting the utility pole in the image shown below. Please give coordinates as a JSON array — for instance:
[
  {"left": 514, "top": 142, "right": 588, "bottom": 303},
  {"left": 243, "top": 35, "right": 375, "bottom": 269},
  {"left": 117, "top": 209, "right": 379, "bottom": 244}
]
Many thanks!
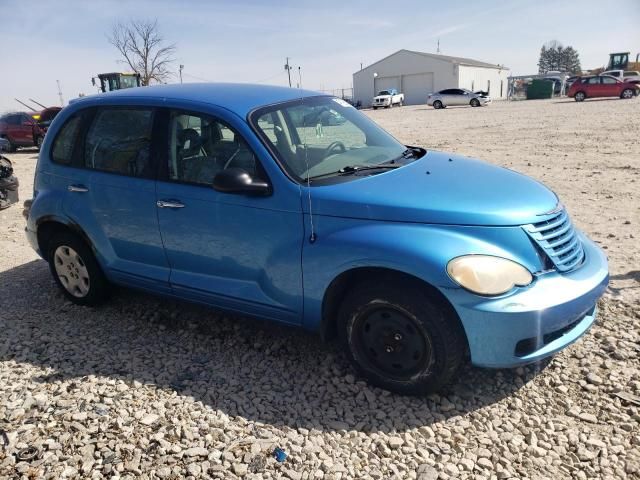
[
  {"left": 437, "top": 39, "right": 440, "bottom": 54},
  {"left": 179, "top": 65, "right": 184, "bottom": 84},
  {"left": 285, "top": 57, "right": 292, "bottom": 87},
  {"left": 56, "top": 80, "right": 64, "bottom": 106},
  {"left": 297, "top": 66, "right": 302, "bottom": 88}
]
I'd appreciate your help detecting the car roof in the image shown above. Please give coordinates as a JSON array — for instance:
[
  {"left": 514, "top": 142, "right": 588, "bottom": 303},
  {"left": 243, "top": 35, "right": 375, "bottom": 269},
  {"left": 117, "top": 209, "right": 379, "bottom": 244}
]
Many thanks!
[{"left": 70, "top": 83, "right": 326, "bottom": 117}]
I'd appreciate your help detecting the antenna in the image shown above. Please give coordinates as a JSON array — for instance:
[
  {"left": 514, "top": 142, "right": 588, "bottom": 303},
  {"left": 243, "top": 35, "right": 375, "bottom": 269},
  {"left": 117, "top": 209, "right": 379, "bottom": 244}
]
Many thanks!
[
  {"left": 29, "top": 98, "right": 47, "bottom": 109},
  {"left": 15, "top": 99, "right": 37, "bottom": 112},
  {"left": 300, "top": 93, "right": 316, "bottom": 243},
  {"left": 56, "top": 80, "right": 64, "bottom": 106},
  {"left": 179, "top": 64, "right": 184, "bottom": 84}
]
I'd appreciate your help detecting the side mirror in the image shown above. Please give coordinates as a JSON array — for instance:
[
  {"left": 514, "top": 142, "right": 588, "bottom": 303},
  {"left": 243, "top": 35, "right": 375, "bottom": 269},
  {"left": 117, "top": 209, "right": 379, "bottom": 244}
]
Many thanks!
[{"left": 213, "top": 168, "right": 271, "bottom": 196}]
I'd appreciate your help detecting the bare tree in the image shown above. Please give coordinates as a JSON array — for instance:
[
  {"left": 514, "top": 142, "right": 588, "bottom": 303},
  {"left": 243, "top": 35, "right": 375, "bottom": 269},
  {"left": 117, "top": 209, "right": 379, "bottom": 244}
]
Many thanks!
[{"left": 108, "top": 19, "right": 176, "bottom": 85}]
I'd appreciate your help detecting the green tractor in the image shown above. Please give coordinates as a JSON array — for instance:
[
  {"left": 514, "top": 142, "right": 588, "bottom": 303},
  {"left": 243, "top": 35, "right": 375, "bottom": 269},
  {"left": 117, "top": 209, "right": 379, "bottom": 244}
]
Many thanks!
[{"left": 92, "top": 72, "right": 142, "bottom": 93}]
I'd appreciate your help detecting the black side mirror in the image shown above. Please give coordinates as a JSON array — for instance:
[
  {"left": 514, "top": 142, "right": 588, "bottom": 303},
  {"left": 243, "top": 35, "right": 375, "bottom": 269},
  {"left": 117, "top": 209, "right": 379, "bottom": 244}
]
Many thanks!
[{"left": 213, "top": 168, "right": 271, "bottom": 196}]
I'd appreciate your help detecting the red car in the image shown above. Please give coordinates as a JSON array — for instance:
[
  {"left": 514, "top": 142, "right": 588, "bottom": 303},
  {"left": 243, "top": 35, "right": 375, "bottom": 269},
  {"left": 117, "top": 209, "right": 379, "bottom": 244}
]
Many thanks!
[
  {"left": 0, "top": 112, "right": 46, "bottom": 151},
  {"left": 567, "top": 75, "right": 639, "bottom": 102}
]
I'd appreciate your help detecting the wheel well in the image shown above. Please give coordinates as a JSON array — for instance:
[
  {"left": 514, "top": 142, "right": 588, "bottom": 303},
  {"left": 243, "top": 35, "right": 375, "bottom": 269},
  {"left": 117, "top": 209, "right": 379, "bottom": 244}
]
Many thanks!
[
  {"left": 37, "top": 221, "right": 78, "bottom": 261},
  {"left": 320, "top": 267, "right": 468, "bottom": 350}
]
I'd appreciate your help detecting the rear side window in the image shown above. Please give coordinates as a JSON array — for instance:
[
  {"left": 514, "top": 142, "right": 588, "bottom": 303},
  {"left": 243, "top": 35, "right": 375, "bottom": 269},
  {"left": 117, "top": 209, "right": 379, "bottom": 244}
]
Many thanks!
[
  {"left": 51, "top": 115, "right": 83, "bottom": 165},
  {"left": 84, "top": 109, "right": 154, "bottom": 178}
]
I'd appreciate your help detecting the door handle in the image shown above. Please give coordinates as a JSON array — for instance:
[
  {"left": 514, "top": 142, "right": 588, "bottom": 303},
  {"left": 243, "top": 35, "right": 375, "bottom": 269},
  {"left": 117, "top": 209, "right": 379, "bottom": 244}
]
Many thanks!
[
  {"left": 68, "top": 184, "right": 89, "bottom": 193},
  {"left": 156, "top": 200, "right": 185, "bottom": 209}
]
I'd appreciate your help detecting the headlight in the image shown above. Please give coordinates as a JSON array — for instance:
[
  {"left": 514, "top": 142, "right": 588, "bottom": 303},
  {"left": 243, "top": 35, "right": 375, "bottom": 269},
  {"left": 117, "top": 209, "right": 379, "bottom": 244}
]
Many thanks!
[{"left": 447, "top": 255, "right": 533, "bottom": 296}]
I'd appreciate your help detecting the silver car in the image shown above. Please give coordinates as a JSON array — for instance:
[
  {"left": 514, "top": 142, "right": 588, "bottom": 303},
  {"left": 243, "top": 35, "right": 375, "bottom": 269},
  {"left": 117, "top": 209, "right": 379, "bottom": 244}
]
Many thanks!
[{"left": 427, "top": 88, "right": 491, "bottom": 109}]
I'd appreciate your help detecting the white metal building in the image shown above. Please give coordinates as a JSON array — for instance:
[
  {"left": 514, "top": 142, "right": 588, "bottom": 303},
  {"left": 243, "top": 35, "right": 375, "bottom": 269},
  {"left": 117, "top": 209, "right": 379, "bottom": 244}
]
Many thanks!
[{"left": 353, "top": 49, "right": 510, "bottom": 106}]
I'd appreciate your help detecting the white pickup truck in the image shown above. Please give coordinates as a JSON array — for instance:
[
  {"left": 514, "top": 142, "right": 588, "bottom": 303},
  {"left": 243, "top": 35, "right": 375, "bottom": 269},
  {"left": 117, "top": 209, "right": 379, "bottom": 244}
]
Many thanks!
[
  {"left": 372, "top": 89, "right": 404, "bottom": 109},
  {"left": 601, "top": 69, "right": 640, "bottom": 84}
]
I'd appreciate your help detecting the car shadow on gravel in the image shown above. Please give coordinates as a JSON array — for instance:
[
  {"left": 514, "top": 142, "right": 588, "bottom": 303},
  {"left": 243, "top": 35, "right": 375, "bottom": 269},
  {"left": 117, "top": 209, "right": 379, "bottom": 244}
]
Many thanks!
[{"left": 0, "top": 260, "right": 550, "bottom": 433}]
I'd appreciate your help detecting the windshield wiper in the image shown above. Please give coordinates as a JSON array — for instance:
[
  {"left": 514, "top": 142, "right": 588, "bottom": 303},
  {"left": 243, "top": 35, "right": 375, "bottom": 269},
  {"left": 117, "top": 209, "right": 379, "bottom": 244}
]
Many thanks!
[{"left": 307, "top": 163, "right": 400, "bottom": 181}]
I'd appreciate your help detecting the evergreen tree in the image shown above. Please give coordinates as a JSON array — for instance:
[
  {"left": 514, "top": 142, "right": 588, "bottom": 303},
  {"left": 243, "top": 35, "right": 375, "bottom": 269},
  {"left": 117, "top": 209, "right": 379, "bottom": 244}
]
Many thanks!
[{"left": 537, "top": 41, "right": 582, "bottom": 74}]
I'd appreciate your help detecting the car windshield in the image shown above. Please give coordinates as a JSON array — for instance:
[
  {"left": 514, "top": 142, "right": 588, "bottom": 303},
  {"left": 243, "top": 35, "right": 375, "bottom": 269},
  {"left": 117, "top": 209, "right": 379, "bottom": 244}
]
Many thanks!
[
  {"left": 378, "top": 90, "right": 391, "bottom": 95},
  {"left": 252, "top": 96, "right": 409, "bottom": 183}
]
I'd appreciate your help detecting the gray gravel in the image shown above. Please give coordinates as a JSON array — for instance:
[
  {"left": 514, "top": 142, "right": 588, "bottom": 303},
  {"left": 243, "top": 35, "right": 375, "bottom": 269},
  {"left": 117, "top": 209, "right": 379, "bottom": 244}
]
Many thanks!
[{"left": 1, "top": 99, "right": 639, "bottom": 479}]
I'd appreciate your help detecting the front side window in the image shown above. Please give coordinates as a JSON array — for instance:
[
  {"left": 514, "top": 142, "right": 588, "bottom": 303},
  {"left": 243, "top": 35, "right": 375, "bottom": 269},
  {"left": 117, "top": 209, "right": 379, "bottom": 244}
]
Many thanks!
[
  {"left": 601, "top": 76, "right": 617, "bottom": 84},
  {"left": 587, "top": 77, "right": 600, "bottom": 85},
  {"left": 84, "top": 109, "right": 154, "bottom": 177},
  {"left": 252, "top": 96, "right": 409, "bottom": 182},
  {"left": 168, "top": 111, "right": 259, "bottom": 186}
]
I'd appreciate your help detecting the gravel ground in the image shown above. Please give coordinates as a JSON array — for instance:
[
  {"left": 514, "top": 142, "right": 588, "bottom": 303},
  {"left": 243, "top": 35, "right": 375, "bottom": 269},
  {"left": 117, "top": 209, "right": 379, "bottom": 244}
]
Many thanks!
[{"left": 1, "top": 98, "right": 639, "bottom": 479}]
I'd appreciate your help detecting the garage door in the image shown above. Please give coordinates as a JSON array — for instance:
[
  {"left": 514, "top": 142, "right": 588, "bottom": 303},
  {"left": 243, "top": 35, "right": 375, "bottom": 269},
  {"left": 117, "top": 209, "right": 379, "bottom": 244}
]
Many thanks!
[
  {"left": 402, "top": 72, "right": 434, "bottom": 105},
  {"left": 374, "top": 76, "right": 401, "bottom": 95}
]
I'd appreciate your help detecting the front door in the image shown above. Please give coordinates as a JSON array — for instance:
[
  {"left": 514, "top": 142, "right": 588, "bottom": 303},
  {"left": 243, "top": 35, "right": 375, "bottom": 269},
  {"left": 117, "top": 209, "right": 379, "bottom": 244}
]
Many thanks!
[
  {"left": 62, "top": 106, "right": 170, "bottom": 291},
  {"left": 155, "top": 108, "right": 303, "bottom": 324},
  {"left": 600, "top": 76, "right": 620, "bottom": 97}
]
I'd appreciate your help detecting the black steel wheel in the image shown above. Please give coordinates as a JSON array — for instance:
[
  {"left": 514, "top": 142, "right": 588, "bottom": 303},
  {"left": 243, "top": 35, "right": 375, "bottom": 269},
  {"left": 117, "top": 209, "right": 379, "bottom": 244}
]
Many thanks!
[
  {"left": 339, "top": 277, "right": 467, "bottom": 394},
  {"left": 470, "top": 98, "right": 480, "bottom": 107},
  {"left": 433, "top": 100, "right": 443, "bottom": 109}
]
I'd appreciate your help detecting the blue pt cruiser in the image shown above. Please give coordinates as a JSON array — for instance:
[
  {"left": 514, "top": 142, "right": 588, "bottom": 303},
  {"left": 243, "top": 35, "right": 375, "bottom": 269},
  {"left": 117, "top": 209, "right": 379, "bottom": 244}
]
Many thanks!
[{"left": 25, "top": 84, "right": 609, "bottom": 394}]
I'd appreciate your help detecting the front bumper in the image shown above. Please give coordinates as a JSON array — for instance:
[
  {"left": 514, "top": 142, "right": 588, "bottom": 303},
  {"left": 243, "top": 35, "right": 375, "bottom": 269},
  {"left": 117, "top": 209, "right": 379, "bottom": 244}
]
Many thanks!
[{"left": 445, "top": 234, "right": 608, "bottom": 368}]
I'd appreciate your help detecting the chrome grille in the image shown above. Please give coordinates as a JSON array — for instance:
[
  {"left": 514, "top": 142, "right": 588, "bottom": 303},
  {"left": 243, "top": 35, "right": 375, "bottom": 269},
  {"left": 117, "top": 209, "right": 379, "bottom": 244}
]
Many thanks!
[{"left": 524, "top": 209, "right": 585, "bottom": 272}]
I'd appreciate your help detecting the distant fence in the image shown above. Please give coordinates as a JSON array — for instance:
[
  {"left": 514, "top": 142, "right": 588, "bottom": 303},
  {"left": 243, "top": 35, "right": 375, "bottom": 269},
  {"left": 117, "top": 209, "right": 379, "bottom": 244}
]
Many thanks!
[
  {"left": 508, "top": 74, "right": 570, "bottom": 100},
  {"left": 318, "top": 88, "right": 354, "bottom": 100}
]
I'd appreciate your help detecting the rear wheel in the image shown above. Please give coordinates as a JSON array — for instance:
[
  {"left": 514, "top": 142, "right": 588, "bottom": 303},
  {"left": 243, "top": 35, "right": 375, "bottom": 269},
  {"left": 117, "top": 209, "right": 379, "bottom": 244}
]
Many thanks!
[
  {"left": 35, "top": 136, "right": 43, "bottom": 150},
  {"left": 339, "top": 279, "right": 466, "bottom": 394},
  {"left": 621, "top": 88, "right": 634, "bottom": 99},
  {"left": 433, "top": 100, "right": 443, "bottom": 109},
  {"left": 574, "top": 91, "right": 586, "bottom": 102},
  {"left": 47, "top": 231, "right": 110, "bottom": 306},
  {"left": 3, "top": 137, "right": 16, "bottom": 152},
  {"left": 470, "top": 98, "right": 480, "bottom": 107}
]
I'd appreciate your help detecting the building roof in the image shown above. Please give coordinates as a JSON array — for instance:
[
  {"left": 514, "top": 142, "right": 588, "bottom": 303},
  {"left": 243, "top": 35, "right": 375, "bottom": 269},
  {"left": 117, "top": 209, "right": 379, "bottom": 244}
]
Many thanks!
[
  {"left": 70, "top": 83, "right": 326, "bottom": 117},
  {"left": 356, "top": 49, "right": 507, "bottom": 74}
]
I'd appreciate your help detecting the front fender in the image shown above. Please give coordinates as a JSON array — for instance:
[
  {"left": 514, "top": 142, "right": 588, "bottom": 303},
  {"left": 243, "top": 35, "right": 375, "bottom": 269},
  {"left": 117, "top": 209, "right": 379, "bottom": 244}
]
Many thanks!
[{"left": 301, "top": 215, "right": 545, "bottom": 332}]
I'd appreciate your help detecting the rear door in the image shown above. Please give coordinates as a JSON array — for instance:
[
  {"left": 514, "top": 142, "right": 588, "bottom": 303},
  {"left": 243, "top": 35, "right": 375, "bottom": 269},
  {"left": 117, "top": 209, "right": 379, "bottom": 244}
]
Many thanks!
[{"left": 62, "top": 106, "right": 170, "bottom": 291}]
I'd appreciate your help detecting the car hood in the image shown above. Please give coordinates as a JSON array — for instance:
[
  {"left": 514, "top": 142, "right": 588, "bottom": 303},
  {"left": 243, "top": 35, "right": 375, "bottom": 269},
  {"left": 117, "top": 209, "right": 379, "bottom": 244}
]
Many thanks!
[
  {"left": 374, "top": 95, "right": 391, "bottom": 99},
  {"left": 307, "top": 151, "right": 559, "bottom": 226}
]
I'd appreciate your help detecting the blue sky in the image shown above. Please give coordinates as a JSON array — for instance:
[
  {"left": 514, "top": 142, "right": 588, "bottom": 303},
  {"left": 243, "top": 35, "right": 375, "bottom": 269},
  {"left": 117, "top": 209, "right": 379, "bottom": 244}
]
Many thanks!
[{"left": 1, "top": 0, "right": 638, "bottom": 112}]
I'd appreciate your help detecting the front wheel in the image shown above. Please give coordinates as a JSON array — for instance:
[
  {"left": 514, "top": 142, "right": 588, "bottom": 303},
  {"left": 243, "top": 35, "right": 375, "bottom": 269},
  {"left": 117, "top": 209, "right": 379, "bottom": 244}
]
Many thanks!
[
  {"left": 35, "top": 136, "right": 43, "bottom": 150},
  {"left": 339, "top": 279, "right": 466, "bottom": 394},
  {"left": 470, "top": 98, "right": 480, "bottom": 107},
  {"left": 47, "top": 232, "right": 110, "bottom": 306},
  {"left": 621, "top": 88, "right": 634, "bottom": 99},
  {"left": 574, "top": 91, "right": 586, "bottom": 102},
  {"left": 433, "top": 100, "right": 443, "bottom": 109}
]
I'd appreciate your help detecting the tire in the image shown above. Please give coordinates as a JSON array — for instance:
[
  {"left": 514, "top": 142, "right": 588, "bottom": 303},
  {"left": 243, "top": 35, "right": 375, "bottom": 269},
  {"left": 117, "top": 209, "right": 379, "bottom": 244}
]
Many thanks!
[
  {"left": 621, "top": 88, "right": 634, "bottom": 99},
  {"left": 470, "top": 98, "right": 480, "bottom": 107},
  {"left": 338, "top": 278, "right": 466, "bottom": 395},
  {"left": 399, "top": 98, "right": 404, "bottom": 107},
  {"left": 433, "top": 100, "right": 443, "bottom": 109},
  {"left": 3, "top": 137, "right": 16, "bottom": 152},
  {"left": 574, "top": 91, "right": 586, "bottom": 102},
  {"left": 372, "top": 107, "right": 378, "bottom": 110},
  {"left": 47, "top": 231, "right": 110, "bottom": 306},
  {"left": 35, "top": 136, "right": 43, "bottom": 150}
]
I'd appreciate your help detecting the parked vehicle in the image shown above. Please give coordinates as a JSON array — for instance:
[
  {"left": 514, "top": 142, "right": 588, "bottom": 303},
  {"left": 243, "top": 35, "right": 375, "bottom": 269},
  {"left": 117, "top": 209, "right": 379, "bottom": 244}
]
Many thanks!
[
  {"left": 427, "top": 89, "right": 491, "bottom": 109},
  {"left": 0, "top": 155, "right": 19, "bottom": 210},
  {"left": 0, "top": 112, "right": 46, "bottom": 151},
  {"left": 567, "top": 75, "right": 639, "bottom": 102},
  {"left": 31, "top": 107, "right": 63, "bottom": 132},
  {"left": 372, "top": 89, "right": 404, "bottom": 109},
  {"left": 25, "top": 84, "right": 608, "bottom": 394},
  {"left": 601, "top": 69, "right": 640, "bottom": 84}
]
